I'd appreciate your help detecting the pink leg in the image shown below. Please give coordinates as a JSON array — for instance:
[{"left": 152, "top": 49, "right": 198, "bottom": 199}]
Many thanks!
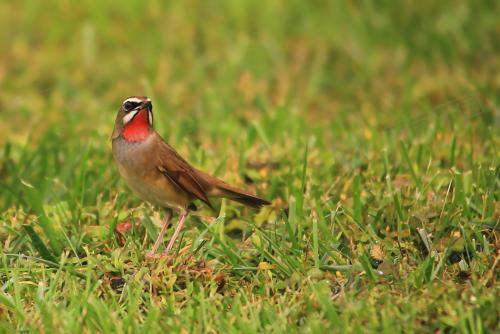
[
  {"left": 164, "top": 210, "right": 189, "bottom": 254},
  {"left": 147, "top": 211, "right": 172, "bottom": 256}
]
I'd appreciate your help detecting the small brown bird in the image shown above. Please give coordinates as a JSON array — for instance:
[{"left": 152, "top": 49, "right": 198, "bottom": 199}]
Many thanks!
[{"left": 112, "top": 96, "right": 270, "bottom": 258}]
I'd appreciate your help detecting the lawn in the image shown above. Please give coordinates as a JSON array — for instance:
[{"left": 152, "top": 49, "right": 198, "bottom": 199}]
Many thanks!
[{"left": 0, "top": 1, "right": 498, "bottom": 332}]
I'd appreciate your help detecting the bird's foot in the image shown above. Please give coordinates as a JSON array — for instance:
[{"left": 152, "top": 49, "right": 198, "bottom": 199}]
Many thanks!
[
  {"left": 145, "top": 251, "right": 164, "bottom": 260},
  {"left": 145, "top": 251, "right": 158, "bottom": 260},
  {"left": 145, "top": 251, "right": 173, "bottom": 262}
]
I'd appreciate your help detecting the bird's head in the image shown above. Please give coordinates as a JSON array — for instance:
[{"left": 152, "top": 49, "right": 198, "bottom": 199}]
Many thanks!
[{"left": 112, "top": 96, "right": 154, "bottom": 141}]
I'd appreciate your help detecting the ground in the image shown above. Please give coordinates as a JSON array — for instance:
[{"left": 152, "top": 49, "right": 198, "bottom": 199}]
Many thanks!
[{"left": 0, "top": 1, "right": 498, "bottom": 333}]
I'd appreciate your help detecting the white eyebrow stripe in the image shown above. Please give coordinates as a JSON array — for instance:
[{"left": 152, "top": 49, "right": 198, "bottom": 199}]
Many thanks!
[
  {"left": 122, "top": 109, "right": 140, "bottom": 124},
  {"left": 123, "top": 97, "right": 143, "bottom": 104}
]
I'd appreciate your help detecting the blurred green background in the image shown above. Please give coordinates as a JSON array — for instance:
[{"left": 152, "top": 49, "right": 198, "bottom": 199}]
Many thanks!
[
  {"left": 0, "top": 0, "right": 496, "bottom": 144},
  {"left": 0, "top": 0, "right": 498, "bottom": 332}
]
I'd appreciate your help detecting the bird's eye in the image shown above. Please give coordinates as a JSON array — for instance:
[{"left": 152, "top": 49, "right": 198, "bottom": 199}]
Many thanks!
[{"left": 123, "top": 101, "right": 140, "bottom": 112}]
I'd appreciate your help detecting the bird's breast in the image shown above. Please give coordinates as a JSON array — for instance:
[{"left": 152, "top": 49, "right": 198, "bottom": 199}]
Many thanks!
[
  {"left": 112, "top": 136, "right": 190, "bottom": 210},
  {"left": 112, "top": 136, "right": 153, "bottom": 174}
]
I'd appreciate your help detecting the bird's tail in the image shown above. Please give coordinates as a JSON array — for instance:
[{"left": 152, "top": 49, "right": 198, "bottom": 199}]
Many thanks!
[
  {"left": 197, "top": 170, "right": 270, "bottom": 208},
  {"left": 215, "top": 183, "right": 270, "bottom": 208}
]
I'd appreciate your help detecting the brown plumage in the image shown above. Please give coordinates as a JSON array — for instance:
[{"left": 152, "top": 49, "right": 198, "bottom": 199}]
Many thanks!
[{"left": 111, "top": 96, "right": 270, "bottom": 258}]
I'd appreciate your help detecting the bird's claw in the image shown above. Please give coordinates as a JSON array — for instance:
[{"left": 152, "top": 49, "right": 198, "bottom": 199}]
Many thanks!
[{"left": 145, "top": 251, "right": 172, "bottom": 261}]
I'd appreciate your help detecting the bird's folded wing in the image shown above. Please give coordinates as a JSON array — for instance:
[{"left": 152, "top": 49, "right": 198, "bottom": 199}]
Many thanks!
[{"left": 155, "top": 137, "right": 213, "bottom": 209}]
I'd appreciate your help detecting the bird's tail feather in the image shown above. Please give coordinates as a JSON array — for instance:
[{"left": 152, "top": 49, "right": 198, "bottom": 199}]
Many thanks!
[
  {"left": 197, "top": 170, "right": 270, "bottom": 208},
  {"left": 216, "top": 183, "right": 270, "bottom": 208}
]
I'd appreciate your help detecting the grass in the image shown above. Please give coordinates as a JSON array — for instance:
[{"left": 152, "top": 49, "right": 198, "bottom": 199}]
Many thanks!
[{"left": 0, "top": 0, "right": 498, "bottom": 332}]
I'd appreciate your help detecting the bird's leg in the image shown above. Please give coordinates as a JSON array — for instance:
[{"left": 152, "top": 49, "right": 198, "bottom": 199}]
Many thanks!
[
  {"left": 163, "top": 210, "right": 189, "bottom": 254},
  {"left": 147, "top": 210, "right": 172, "bottom": 257}
]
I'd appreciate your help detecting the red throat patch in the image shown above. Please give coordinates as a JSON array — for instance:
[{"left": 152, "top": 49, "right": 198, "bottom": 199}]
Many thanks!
[{"left": 123, "top": 110, "right": 151, "bottom": 142}]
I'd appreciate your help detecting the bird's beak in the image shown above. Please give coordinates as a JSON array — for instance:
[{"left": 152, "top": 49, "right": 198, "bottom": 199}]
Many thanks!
[{"left": 143, "top": 100, "right": 152, "bottom": 111}]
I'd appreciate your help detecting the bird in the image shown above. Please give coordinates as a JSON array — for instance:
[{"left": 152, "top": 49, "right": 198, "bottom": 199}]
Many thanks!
[{"left": 111, "top": 96, "right": 270, "bottom": 259}]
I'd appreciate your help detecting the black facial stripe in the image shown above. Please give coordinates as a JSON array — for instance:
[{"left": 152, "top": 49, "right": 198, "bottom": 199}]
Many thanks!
[{"left": 123, "top": 101, "right": 141, "bottom": 112}]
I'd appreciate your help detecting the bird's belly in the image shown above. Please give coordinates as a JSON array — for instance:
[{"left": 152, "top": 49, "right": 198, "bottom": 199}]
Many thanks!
[
  {"left": 112, "top": 138, "right": 190, "bottom": 210},
  {"left": 119, "top": 165, "right": 188, "bottom": 210}
]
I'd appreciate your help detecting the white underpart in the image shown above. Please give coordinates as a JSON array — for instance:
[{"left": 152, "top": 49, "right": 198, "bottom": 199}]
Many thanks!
[{"left": 122, "top": 109, "right": 140, "bottom": 124}]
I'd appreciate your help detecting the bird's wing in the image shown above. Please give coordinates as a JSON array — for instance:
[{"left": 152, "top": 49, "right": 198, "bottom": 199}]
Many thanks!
[{"left": 154, "top": 134, "right": 213, "bottom": 209}]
